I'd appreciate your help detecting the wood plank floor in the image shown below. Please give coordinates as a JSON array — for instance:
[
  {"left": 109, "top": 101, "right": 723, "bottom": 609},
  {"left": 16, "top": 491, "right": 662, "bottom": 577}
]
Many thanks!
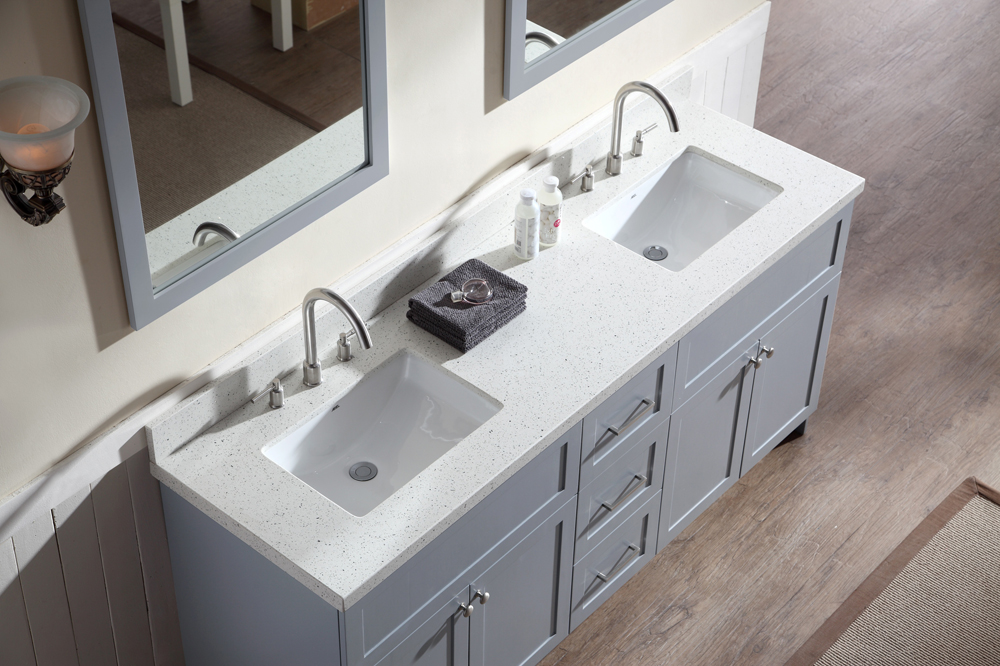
[
  {"left": 528, "top": 0, "right": 633, "bottom": 42},
  {"left": 111, "top": 0, "right": 362, "bottom": 128},
  {"left": 540, "top": 0, "right": 1000, "bottom": 663}
]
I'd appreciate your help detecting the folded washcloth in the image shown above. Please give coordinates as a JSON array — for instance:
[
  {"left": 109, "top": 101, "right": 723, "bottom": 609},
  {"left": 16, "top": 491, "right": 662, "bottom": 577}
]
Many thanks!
[
  {"left": 407, "top": 259, "right": 528, "bottom": 337},
  {"left": 407, "top": 300, "right": 527, "bottom": 352},
  {"left": 409, "top": 290, "right": 524, "bottom": 342}
]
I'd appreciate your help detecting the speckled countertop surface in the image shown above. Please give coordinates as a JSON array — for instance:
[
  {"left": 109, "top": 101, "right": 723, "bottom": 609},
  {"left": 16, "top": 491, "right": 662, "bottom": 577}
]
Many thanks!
[{"left": 148, "top": 94, "right": 864, "bottom": 612}]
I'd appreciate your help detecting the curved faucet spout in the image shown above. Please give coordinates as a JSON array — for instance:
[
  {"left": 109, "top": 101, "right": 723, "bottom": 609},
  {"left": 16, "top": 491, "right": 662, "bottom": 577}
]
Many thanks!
[
  {"left": 192, "top": 221, "right": 240, "bottom": 246},
  {"left": 525, "top": 31, "right": 558, "bottom": 49},
  {"left": 606, "top": 81, "right": 679, "bottom": 176},
  {"left": 302, "top": 288, "right": 373, "bottom": 386}
]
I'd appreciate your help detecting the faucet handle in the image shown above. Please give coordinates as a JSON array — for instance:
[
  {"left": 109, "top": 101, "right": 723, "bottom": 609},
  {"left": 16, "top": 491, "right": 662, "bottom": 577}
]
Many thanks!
[
  {"left": 571, "top": 164, "right": 595, "bottom": 193},
  {"left": 251, "top": 378, "right": 284, "bottom": 409},
  {"left": 631, "top": 123, "right": 658, "bottom": 157},
  {"left": 337, "top": 332, "right": 353, "bottom": 362}
]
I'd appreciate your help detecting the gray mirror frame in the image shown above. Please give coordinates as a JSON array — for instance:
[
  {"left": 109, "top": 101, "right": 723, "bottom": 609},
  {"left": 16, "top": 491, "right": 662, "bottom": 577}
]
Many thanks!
[
  {"left": 77, "top": 0, "right": 389, "bottom": 329},
  {"left": 504, "top": 0, "right": 675, "bottom": 99}
]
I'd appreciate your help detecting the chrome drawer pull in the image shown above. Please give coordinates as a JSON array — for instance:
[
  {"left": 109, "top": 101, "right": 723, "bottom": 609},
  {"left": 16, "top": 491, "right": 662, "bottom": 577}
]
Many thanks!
[
  {"left": 600, "top": 474, "right": 647, "bottom": 513},
  {"left": 607, "top": 398, "right": 654, "bottom": 437},
  {"left": 595, "top": 543, "right": 639, "bottom": 582}
]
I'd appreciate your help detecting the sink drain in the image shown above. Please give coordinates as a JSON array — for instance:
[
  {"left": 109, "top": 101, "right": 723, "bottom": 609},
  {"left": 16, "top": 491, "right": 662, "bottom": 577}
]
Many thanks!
[
  {"left": 349, "top": 461, "right": 378, "bottom": 482},
  {"left": 643, "top": 245, "right": 668, "bottom": 261}
]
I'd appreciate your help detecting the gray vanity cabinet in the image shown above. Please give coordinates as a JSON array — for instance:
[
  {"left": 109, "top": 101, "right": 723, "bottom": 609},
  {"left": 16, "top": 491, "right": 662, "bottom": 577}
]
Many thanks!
[
  {"left": 160, "top": 485, "right": 347, "bottom": 666},
  {"left": 658, "top": 344, "right": 756, "bottom": 547},
  {"left": 159, "top": 201, "right": 857, "bottom": 666},
  {"left": 376, "top": 496, "right": 576, "bottom": 666},
  {"left": 657, "top": 203, "right": 853, "bottom": 552},
  {"left": 658, "top": 275, "right": 841, "bottom": 548},
  {"left": 344, "top": 423, "right": 582, "bottom": 666},
  {"left": 468, "top": 499, "right": 576, "bottom": 666},
  {"left": 161, "top": 422, "right": 581, "bottom": 666},
  {"left": 372, "top": 590, "right": 471, "bottom": 666},
  {"left": 741, "top": 276, "right": 840, "bottom": 476}
]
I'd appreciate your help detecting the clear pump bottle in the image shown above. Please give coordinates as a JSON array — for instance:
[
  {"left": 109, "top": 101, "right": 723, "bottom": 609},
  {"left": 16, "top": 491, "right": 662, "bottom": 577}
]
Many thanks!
[{"left": 513, "top": 189, "right": 540, "bottom": 260}]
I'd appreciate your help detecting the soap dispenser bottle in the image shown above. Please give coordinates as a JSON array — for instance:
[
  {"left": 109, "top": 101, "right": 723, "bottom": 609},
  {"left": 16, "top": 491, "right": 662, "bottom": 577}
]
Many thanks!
[
  {"left": 538, "top": 176, "right": 563, "bottom": 247},
  {"left": 513, "top": 188, "right": 540, "bottom": 260}
]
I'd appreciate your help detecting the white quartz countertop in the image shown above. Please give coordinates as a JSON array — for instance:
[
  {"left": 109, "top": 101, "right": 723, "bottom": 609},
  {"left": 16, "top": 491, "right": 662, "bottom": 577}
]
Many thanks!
[{"left": 148, "top": 94, "right": 864, "bottom": 612}]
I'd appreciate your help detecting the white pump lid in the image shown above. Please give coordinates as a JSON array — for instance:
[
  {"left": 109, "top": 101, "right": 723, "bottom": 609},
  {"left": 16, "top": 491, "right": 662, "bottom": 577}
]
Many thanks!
[
  {"left": 542, "top": 176, "right": 559, "bottom": 193},
  {"left": 520, "top": 188, "right": 536, "bottom": 205}
]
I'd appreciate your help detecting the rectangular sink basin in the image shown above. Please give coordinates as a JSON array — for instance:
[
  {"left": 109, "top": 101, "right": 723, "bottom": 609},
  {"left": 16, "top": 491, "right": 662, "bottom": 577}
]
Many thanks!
[
  {"left": 263, "top": 351, "right": 502, "bottom": 516},
  {"left": 584, "top": 148, "right": 781, "bottom": 271}
]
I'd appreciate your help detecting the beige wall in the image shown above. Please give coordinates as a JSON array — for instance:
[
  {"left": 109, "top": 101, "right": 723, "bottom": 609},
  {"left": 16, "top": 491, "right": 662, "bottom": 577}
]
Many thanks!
[{"left": 0, "top": 0, "right": 763, "bottom": 499}]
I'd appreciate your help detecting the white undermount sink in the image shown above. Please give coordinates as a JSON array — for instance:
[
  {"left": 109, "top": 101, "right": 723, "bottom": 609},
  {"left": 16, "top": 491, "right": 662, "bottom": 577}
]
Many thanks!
[
  {"left": 584, "top": 148, "right": 781, "bottom": 271},
  {"left": 263, "top": 351, "right": 502, "bottom": 516}
]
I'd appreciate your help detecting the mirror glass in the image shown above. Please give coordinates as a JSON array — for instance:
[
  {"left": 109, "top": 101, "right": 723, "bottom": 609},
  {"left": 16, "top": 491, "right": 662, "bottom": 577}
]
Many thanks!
[
  {"left": 108, "top": 0, "right": 366, "bottom": 290},
  {"left": 524, "top": 0, "right": 634, "bottom": 64},
  {"left": 505, "top": 0, "right": 673, "bottom": 99}
]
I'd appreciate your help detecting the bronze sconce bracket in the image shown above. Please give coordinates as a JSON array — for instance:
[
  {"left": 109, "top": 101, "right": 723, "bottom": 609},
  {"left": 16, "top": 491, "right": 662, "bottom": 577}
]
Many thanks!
[{"left": 0, "top": 154, "right": 73, "bottom": 227}]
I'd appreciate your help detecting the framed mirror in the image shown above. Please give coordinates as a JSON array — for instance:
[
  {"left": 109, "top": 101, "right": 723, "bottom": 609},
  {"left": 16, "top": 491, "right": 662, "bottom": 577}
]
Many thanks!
[
  {"left": 77, "top": 0, "right": 387, "bottom": 329},
  {"left": 504, "top": 0, "right": 674, "bottom": 99}
]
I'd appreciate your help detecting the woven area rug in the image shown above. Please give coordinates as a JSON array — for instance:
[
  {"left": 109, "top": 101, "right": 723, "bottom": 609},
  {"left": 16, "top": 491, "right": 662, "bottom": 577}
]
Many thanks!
[
  {"left": 786, "top": 477, "right": 1000, "bottom": 665},
  {"left": 113, "top": 24, "right": 316, "bottom": 233}
]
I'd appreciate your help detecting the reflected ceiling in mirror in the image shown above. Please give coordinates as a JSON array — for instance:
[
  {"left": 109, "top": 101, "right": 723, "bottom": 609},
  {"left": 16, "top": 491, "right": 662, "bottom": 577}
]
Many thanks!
[{"left": 109, "top": 0, "right": 366, "bottom": 290}]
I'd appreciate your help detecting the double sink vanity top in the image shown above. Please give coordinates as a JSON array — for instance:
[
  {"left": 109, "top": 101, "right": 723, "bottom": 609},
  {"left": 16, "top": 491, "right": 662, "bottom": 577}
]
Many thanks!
[{"left": 147, "top": 89, "right": 865, "bottom": 612}]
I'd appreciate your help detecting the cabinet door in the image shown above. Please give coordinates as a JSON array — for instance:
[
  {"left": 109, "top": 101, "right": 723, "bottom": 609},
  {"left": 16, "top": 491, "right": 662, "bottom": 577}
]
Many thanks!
[
  {"left": 657, "top": 343, "right": 756, "bottom": 551},
  {"left": 373, "top": 591, "right": 470, "bottom": 666},
  {"left": 468, "top": 499, "right": 575, "bottom": 666},
  {"left": 344, "top": 423, "right": 580, "bottom": 665},
  {"left": 742, "top": 277, "right": 840, "bottom": 477}
]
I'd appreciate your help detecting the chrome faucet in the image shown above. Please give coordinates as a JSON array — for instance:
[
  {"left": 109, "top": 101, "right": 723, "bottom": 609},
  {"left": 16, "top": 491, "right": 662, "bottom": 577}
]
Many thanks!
[
  {"left": 525, "top": 31, "right": 558, "bottom": 50},
  {"left": 606, "top": 82, "right": 679, "bottom": 176},
  {"left": 301, "top": 288, "right": 373, "bottom": 386},
  {"left": 192, "top": 221, "right": 240, "bottom": 246}
]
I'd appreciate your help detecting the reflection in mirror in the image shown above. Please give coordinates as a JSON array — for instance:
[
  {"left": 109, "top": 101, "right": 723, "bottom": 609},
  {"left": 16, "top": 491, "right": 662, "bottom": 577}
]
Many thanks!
[
  {"left": 525, "top": 0, "right": 635, "bottom": 63},
  {"left": 109, "top": 0, "right": 365, "bottom": 290}
]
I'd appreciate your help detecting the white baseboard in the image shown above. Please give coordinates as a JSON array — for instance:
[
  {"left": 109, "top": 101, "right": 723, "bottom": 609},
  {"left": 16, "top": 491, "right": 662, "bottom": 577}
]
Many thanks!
[{"left": 0, "top": 1, "right": 771, "bottom": 545}]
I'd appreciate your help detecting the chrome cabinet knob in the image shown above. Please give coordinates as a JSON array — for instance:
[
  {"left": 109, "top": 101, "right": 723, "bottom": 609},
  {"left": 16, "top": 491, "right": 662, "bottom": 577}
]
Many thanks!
[
  {"left": 473, "top": 589, "right": 489, "bottom": 605},
  {"left": 747, "top": 345, "right": 775, "bottom": 370},
  {"left": 459, "top": 602, "right": 474, "bottom": 618}
]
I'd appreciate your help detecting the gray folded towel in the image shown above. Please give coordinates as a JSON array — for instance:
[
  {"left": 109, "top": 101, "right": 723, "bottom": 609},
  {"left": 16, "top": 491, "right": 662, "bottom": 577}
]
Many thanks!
[
  {"left": 409, "top": 289, "right": 524, "bottom": 342},
  {"left": 407, "top": 259, "right": 528, "bottom": 338},
  {"left": 407, "top": 300, "right": 527, "bottom": 352}
]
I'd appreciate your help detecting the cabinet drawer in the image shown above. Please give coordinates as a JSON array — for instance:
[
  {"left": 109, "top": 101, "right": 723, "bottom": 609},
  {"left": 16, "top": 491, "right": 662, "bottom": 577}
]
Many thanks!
[
  {"left": 575, "top": 419, "right": 667, "bottom": 563},
  {"left": 570, "top": 491, "right": 661, "bottom": 632},
  {"left": 673, "top": 202, "right": 852, "bottom": 411},
  {"left": 345, "top": 422, "right": 582, "bottom": 665},
  {"left": 581, "top": 344, "right": 676, "bottom": 489}
]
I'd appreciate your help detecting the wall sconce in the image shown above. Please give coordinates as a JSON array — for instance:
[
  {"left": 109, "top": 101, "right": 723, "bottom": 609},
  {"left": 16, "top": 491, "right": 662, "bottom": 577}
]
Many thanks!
[{"left": 0, "top": 76, "right": 90, "bottom": 227}]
